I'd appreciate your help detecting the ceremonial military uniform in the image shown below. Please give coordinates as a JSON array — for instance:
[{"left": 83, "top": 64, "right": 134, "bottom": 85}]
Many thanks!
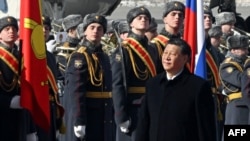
[
  {"left": 240, "top": 58, "right": 250, "bottom": 124},
  {"left": 63, "top": 14, "right": 115, "bottom": 141},
  {"left": 219, "top": 35, "right": 249, "bottom": 125},
  {"left": 111, "top": 6, "right": 157, "bottom": 141},
  {"left": 151, "top": 1, "right": 185, "bottom": 73},
  {"left": 215, "top": 12, "right": 237, "bottom": 55},
  {"left": 56, "top": 14, "right": 82, "bottom": 80},
  {"left": 0, "top": 16, "right": 35, "bottom": 141}
]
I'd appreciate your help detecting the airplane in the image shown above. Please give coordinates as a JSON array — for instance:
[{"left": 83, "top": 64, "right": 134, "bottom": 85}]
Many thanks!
[{"left": 0, "top": 0, "right": 121, "bottom": 19}]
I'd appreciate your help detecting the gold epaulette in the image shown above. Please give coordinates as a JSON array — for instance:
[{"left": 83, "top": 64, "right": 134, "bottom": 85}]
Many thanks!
[
  {"left": 222, "top": 57, "right": 232, "bottom": 63},
  {"left": 76, "top": 46, "right": 87, "bottom": 53},
  {"left": 244, "top": 57, "right": 250, "bottom": 67}
]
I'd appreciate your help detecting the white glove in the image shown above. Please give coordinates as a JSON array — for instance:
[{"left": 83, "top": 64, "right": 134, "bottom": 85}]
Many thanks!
[
  {"left": 120, "top": 120, "right": 130, "bottom": 133},
  {"left": 56, "top": 130, "right": 60, "bottom": 139},
  {"left": 26, "top": 132, "right": 37, "bottom": 141},
  {"left": 10, "top": 95, "right": 22, "bottom": 109},
  {"left": 74, "top": 125, "right": 86, "bottom": 139},
  {"left": 46, "top": 40, "right": 57, "bottom": 53}
]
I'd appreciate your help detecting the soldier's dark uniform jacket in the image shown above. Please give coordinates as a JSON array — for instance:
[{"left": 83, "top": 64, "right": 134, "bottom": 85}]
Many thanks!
[
  {"left": 240, "top": 58, "right": 250, "bottom": 124},
  {"left": 56, "top": 14, "right": 82, "bottom": 81},
  {"left": 219, "top": 35, "right": 249, "bottom": 125},
  {"left": 111, "top": 30, "right": 157, "bottom": 141},
  {"left": 63, "top": 39, "right": 115, "bottom": 141},
  {"left": 0, "top": 16, "right": 35, "bottom": 141}
]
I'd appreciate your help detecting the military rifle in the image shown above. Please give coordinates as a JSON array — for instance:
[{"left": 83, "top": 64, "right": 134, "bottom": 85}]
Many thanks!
[{"left": 112, "top": 21, "right": 127, "bottom": 95}]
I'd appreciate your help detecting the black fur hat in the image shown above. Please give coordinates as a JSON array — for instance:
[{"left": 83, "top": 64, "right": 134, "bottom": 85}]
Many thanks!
[
  {"left": 62, "top": 14, "right": 82, "bottom": 32},
  {"left": 83, "top": 13, "right": 107, "bottom": 33},
  {"left": 0, "top": 16, "right": 18, "bottom": 32},
  {"left": 162, "top": 1, "right": 185, "bottom": 18},
  {"left": 227, "top": 35, "right": 249, "bottom": 50},
  {"left": 208, "top": 26, "right": 222, "bottom": 37},
  {"left": 126, "top": 6, "right": 151, "bottom": 25}
]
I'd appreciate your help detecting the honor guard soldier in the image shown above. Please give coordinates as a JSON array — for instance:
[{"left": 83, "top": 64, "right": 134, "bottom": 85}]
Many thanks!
[
  {"left": 215, "top": 12, "right": 237, "bottom": 55},
  {"left": 0, "top": 16, "right": 36, "bottom": 141},
  {"left": 57, "top": 14, "right": 82, "bottom": 79},
  {"left": 151, "top": 1, "right": 185, "bottom": 73},
  {"left": 203, "top": 6, "right": 226, "bottom": 141},
  {"left": 219, "top": 35, "right": 249, "bottom": 139},
  {"left": 56, "top": 14, "right": 82, "bottom": 106},
  {"left": 62, "top": 13, "right": 115, "bottom": 141},
  {"left": 111, "top": 6, "right": 157, "bottom": 141}
]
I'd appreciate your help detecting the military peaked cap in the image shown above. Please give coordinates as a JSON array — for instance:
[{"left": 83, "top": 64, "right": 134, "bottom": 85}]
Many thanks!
[
  {"left": 83, "top": 13, "right": 107, "bottom": 33},
  {"left": 162, "top": 1, "right": 185, "bottom": 18},
  {"left": 127, "top": 6, "right": 151, "bottom": 25},
  {"left": 0, "top": 16, "right": 18, "bottom": 32}
]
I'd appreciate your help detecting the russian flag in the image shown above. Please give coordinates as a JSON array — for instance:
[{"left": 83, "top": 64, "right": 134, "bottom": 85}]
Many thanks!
[{"left": 183, "top": 0, "right": 207, "bottom": 78}]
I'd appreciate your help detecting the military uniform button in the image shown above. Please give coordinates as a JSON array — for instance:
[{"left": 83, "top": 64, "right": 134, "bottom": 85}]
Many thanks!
[
  {"left": 110, "top": 120, "right": 112, "bottom": 123},
  {"left": 105, "top": 103, "right": 108, "bottom": 106}
]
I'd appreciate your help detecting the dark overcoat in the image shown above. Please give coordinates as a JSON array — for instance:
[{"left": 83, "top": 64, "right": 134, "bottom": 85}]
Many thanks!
[
  {"left": 241, "top": 61, "right": 250, "bottom": 124},
  {"left": 62, "top": 40, "right": 115, "bottom": 141},
  {"left": 219, "top": 55, "right": 248, "bottom": 124},
  {"left": 136, "top": 68, "right": 217, "bottom": 141},
  {"left": 0, "top": 43, "right": 35, "bottom": 141}
]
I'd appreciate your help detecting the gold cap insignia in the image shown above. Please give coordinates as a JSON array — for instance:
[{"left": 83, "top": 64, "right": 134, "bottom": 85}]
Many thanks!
[
  {"left": 95, "top": 16, "right": 99, "bottom": 20},
  {"left": 74, "top": 60, "right": 83, "bottom": 69},
  {"left": 226, "top": 67, "right": 233, "bottom": 73},
  {"left": 7, "top": 18, "right": 12, "bottom": 23},
  {"left": 141, "top": 7, "right": 144, "bottom": 11},
  {"left": 174, "top": 2, "right": 178, "bottom": 7},
  {"left": 115, "top": 54, "right": 121, "bottom": 62}
]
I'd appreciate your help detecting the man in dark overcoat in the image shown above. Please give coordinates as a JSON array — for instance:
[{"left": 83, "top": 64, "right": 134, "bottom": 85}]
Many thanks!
[{"left": 136, "top": 38, "right": 216, "bottom": 141}]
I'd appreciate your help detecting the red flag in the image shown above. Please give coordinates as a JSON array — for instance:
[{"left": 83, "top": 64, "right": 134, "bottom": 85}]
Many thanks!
[
  {"left": 183, "top": 0, "right": 197, "bottom": 73},
  {"left": 19, "top": 0, "right": 50, "bottom": 131}
]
